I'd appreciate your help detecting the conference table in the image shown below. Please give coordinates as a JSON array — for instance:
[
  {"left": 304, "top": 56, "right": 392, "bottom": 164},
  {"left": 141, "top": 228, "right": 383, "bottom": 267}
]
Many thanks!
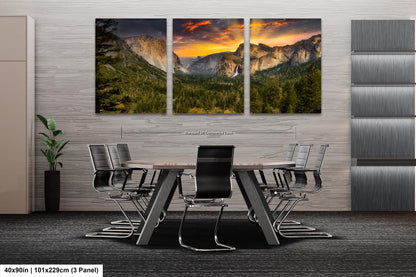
[{"left": 122, "top": 157, "right": 295, "bottom": 246}]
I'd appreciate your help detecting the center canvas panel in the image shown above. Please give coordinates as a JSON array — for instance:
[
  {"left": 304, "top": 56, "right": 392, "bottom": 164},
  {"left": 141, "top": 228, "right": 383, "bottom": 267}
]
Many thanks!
[{"left": 173, "top": 19, "right": 244, "bottom": 114}]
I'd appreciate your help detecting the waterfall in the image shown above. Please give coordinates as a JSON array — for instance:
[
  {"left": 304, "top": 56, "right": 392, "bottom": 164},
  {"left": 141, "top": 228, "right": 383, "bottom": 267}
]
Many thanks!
[{"left": 231, "top": 64, "right": 240, "bottom": 78}]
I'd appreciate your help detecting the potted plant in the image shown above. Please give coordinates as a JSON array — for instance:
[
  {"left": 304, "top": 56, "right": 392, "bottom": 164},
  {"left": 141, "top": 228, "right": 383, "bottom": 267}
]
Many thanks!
[{"left": 37, "top": 115, "right": 69, "bottom": 212}]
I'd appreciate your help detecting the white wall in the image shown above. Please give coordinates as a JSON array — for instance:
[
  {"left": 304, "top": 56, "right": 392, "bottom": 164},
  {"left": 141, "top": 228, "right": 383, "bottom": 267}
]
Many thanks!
[{"left": 1, "top": 0, "right": 414, "bottom": 211}]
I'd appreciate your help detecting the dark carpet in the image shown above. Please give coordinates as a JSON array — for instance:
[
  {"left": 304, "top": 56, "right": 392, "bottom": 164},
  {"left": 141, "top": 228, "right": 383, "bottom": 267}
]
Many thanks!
[{"left": 1, "top": 211, "right": 416, "bottom": 276}]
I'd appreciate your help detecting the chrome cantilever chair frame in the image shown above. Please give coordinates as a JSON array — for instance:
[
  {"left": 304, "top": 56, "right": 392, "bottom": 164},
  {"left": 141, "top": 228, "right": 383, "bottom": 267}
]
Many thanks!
[
  {"left": 248, "top": 143, "right": 298, "bottom": 223},
  {"left": 86, "top": 144, "right": 149, "bottom": 239},
  {"left": 272, "top": 144, "right": 332, "bottom": 238},
  {"left": 178, "top": 145, "right": 236, "bottom": 251},
  {"left": 266, "top": 144, "right": 313, "bottom": 226},
  {"left": 258, "top": 143, "right": 298, "bottom": 189},
  {"left": 106, "top": 144, "right": 148, "bottom": 228},
  {"left": 272, "top": 169, "right": 332, "bottom": 238},
  {"left": 108, "top": 143, "right": 166, "bottom": 227},
  {"left": 248, "top": 143, "right": 304, "bottom": 224}
]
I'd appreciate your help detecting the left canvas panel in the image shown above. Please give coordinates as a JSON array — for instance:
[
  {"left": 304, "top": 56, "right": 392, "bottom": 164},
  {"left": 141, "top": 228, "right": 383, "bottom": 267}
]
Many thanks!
[{"left": 95, "top": 19, "right": 167, "bottom": 113}]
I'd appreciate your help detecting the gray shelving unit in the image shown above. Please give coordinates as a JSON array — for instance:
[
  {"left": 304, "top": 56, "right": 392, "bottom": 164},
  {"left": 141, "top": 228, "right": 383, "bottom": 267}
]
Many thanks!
[{"left": 351, "top": 20, "right": 415, "bottom": 211}]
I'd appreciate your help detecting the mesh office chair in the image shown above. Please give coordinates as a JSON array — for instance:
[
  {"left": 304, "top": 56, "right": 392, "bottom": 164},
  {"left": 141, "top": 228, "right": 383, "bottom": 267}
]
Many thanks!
[
  {"left": 259, "top": 143, "right": 298, "bottom": 188},
  {"left": 259, "top": 144, "right": 314, "bottom": 228},
  {"left": 106, "top": 144, "right": 148, "bottom": 227},
  {"left": 116, "top": 144, "right": 144, "bottom": 185},
  {"left": 107, "top": 143, "right": 165, "bottom": 227},
  {"left": 107, "top": 144, "right": 151, "bottom": 190},
  {"left": 269, "top": 144, "right": 314, "bottom": 223},
  {"left": 269, "top": 144, "right": 313, "bottom": 196},
  {"left": 178, "top": 145, "right": 236, "bottom": 251},
  {"left": 86, "top": 144, "right": 149, "bottom": 238},
  {"left": 272, "top": 144, "right": 332, "bottom": 238},
  {"left": 117, "top": 143, "right": 159, "bottom": 189},
  {"left": 249, "top": 143, "right": 298, "bottom": 223}
]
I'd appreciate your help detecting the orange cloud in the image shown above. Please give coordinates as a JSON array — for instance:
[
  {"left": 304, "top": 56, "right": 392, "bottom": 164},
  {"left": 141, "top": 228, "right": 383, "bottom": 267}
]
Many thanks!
[
  {"left": 250, "top": 20, "right": 289, "bottom": 28},
  {"left": 174, "top": 19, "right": 244, "bottom": 57},
  {"left": 183, "top": 20, "right": 212, "bottom": 32},
  {"left": 250, "top": 19, "right": 320, "bottom": 47},
  {"left": 174, "top": 41, "right": 243, "bottom": 57},
  {"left": 250, "top": 19, "right": 291, "bottom": 36}
]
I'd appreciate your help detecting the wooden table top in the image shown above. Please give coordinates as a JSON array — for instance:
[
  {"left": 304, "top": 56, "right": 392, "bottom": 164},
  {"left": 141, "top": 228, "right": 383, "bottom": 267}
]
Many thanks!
[{"left": 122, "top": 157, "right": 295, "bottom": 170}]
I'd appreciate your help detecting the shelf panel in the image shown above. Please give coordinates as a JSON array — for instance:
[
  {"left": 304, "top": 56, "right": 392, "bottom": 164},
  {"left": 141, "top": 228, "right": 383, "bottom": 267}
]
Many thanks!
[
  {"left": 352, "top": 20, "right": 415, "bottom": 52},
  {"left": 352, "top": 54, "right": 415, "bottom": 84},
  {"left": 352, "top": 166, "right": 415, "bottom": 211},
  {"left": 351, "top": 118, "right": 415, "bottom": 158},
  {"left": 352, "top": 86, "right": 415, "bottom": 116}
]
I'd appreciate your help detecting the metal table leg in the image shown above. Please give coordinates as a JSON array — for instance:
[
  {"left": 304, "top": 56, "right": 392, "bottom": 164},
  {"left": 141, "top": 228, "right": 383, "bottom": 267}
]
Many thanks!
[
  {"left": 136, "top": 169, "right": 181, "bottom": 245},
  {"left": 234, "top": 170, "right": 280, "bottom": 246}
]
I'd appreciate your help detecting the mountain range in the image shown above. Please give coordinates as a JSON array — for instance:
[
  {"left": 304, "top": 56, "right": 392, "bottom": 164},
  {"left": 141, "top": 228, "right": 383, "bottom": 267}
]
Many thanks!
[
  {"left": 124, "top": 35, "right": 188, "bottom": 73},
  {"left": 96, "top": 29, "right": 167, "bottom": 113},
  {"left": 175, "top": 34, "right": 321, "bottom": 77},
  {"left": 250, "top": 34, "right": 321, "bottom": 73},
  {"left": 114, "top": 33, "right": 320, "bottom": 78}
]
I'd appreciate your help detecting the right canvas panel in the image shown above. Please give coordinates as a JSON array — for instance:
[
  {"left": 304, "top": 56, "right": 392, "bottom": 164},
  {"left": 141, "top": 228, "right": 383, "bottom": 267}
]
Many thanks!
[{"left": 250, "top": 19, "right": 322, "bottom": 113}]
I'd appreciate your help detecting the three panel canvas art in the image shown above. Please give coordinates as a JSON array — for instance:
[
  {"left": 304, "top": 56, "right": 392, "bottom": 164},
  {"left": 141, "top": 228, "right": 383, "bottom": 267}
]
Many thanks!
[{"left": 95, "top": 18, "right": 321, "bottom": 114}]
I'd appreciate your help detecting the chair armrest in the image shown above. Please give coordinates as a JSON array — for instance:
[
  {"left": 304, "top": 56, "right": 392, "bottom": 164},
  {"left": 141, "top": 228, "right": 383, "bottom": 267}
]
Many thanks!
[
  {"left": 180, "top": 171, "right": 194, "bottom": 178},
  {"left": 114, "top": 167, "right": 147, "bottom": 172},
  {"left": 284, "top": 168, "right": 319, "bottom": 173},
  {"left": 272, "top": 166, "right": 296, "bottom": 172},
  {"left": 94, "top": 168, "right": 129, "bottom": 174},
  {"left": 94, "top": 169, "right": 132, "bottom": 191}
]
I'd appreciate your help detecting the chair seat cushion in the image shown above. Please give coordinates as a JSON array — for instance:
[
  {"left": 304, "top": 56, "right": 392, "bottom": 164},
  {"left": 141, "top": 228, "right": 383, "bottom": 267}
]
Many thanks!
[
  {"left": 182, "top": 195, "right": 228, "bottom": 207},
  {"left": 269, "top": 188, "right": 290, "bottom": 194},
  {"left": 141, "top": 184, "right": 156, "bottom": 189},
  {"left": 280, "top": 194, "right": 308, "bottom": 201},
  {"left": 260, "top": 184, "right": 282, "bottom": 190}
]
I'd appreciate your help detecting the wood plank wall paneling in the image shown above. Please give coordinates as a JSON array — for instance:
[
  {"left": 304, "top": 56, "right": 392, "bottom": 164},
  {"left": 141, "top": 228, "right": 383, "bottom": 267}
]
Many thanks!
[{"left": 3, "top": 0, "right": 415, "bottom": 211}]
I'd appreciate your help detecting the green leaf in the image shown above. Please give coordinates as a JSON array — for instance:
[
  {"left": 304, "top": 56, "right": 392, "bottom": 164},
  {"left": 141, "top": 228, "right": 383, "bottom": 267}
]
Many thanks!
[
  {"left": 47, "top": 118, "right": 56, "bottom": 131},
  {"left": 57, "top": 162, "right": 63, "bottom": 168},
  {"left": 57, "top": 140, "right": 69, "bottom": 153},
  {"left": 51, "top": 139, "right": 57, "bottom": 148},
  {"left": 55, "top": 153, "right": 63, "bottom": 160},
  {"left": 55, "top": 140, "right": 64, "bottom": 149},
  {"left": 45, "top": 149, "right": 55, "bottom": 166},
  {"left": 41, "top": 139, "right": 51, "bottom": 148},
  {"left": 39, "top": 133, "right": 52, "bottom": 145},
  {"left": 53, "top": 130, "right": 63, "bottom": 136},
  {"left": 37, "top": 115, "right": 48, "bottom": 129},
  {"left": 40, "top": 149, "right": 47, "bottom": 157}
]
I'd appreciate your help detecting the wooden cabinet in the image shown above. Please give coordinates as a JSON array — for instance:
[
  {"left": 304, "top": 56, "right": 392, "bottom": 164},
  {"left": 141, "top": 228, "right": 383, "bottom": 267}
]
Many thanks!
[{"left": 0, "top": 16, "right": 34, "bottom": 214}]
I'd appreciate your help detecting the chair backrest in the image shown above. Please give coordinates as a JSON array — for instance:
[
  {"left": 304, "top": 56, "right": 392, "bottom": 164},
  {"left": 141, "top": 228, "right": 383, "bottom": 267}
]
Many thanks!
[
  {"left": 314, "top": 144, "right": 329, "bottom": 171},
  {"left": 295, "top": 144, "right": 313, "bottom": 168},
  {"left": 107, "top": 143, "right": 130, "bottom": 183},
  {"left": 195, "top": 145, "right": 234, "bottom": 199},
  {"left": 285, "top": 143, "right": 298, "bottom": 161},
  {"left": 292, "top": 144, "right": 328, "bottom": 192},
  {"left": 88, "top": 144, "right": 113, "bottom": 192},
  {"left": 117, "top": 143, "right": 135, "bottom": 182},
  {"left": 89, "top": 144, "right": 111, "bottom": 171},
  {"left": 117, "top": 143, "right": 132, "bottom": 164},
  {"left": 107, "top": 144, "right": 122, "bottom": 168},
  {"left": 293, "top": 171, "right": 323, "bottom": 193}
]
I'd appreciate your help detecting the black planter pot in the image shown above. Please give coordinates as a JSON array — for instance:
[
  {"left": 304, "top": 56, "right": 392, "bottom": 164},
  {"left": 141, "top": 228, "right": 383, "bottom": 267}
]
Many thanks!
[{"left": 44, "top": 171, "right": 60, "bottom": 212}]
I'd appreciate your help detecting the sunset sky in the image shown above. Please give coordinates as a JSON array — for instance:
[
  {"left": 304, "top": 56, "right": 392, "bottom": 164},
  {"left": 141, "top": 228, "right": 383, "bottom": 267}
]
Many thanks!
[
  {"left": 250, "top": 19, "right": 321, "bottom": 47},
  {"left": 173, "top": 19, "right": 244, "bottom": 57}
]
